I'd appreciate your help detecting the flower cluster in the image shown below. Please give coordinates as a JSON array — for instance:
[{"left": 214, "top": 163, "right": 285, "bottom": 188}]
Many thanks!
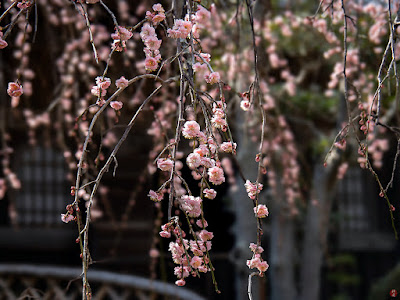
[
  {"left": 180, "top": 195, "right": 202, "bottom": 218},
  {"left": 159, "top": 218, "right": 214, "bottom": 286},
  {"left": 247, "top": 243, "right": 269, "bottom": 275},
  {"left": 244, "top": 180, "right": 263, "bottom": 199},
  {"left": 91, "top": 76, "right": 111, "bottom": 106},
  {"left": 181, "top": 120, "right": 230, "bottom": 186},
  {"left": 111, "top": 26, "right": 133, "bottom": 51},
  {"left": 140, "top": 22, "right": 162, "bottom": 72},
  {"left": 146, "top": 4, "right": 166, "bottom": 26},
  {"left": 211, "top": 102, "right": 227, "bottom": 131},
  {"left": 167, "top": 19, "right": 193, "bottom": 39}
]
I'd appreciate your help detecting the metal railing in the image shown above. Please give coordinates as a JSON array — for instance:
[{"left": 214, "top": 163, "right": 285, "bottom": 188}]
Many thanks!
[{"left": 0, "top": 264, "right": 206, "bottom": 300}]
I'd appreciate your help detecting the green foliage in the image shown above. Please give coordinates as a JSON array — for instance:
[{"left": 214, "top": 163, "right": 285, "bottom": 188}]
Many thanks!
[
  {"left": 327, "top": 253, "right": 361, "bottom": 300},
  {"left": 369, "top": 263, "right": 400, "bottom": 300}
]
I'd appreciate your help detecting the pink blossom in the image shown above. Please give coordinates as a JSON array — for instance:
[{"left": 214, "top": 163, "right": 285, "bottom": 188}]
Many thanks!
[
  {"left": 7, "top": 82, "right": 23, "bottom": 97},
  {"left": 205, "top": 72, "right": 220, "bottom": 84},
  {"left": 110, "top": 101, "right": 123, "bottom": 111},
  {"left": 198, "top": 229, "right": 214, "bottom": 241},
  {"left": 153, "top": 3, "right": 165, "bottom": 13},
  {"left": 149, "top": 248, "right": 160, "bottom": 258},
  {"left": 196, "top": 6, "right": 211, "bottom": 26},
  {"left": 61, "top": 213, "right": 74, "bottom": 223},
  {"left": 337, "top": 162, "right": 348, "bottom": 180},
  {"left": 220, "top": 142, "right": 236, "bottom": 153},
  {"left": 144, "top": 57, "right": 158, "bottom": 72},
  {"left": 196, "top": 52, "right": 211, "bottom": 63},
  {"left": 182, "top": 120, "right": 201, "bottom": 139},
  {"left": 190, "top": 240, "right": 211, "bottom": 255},
  {"left": 148, "top": 189, "right": 163, "bottom": 202},
  {"left": 208, "top": 166, "right": 225, "bottom": 185},
  {"left": 111, "top": 26, "right": 133, "bottom": 42},
  {"left": 159, "top": 230, "right": 171, "bottom": 238},
  {"left": 17, "top": 0, "right": 33, "bottom": 9},
  {"left": 169, "top": 242, "right": 185, "bottom": 263},
  {"left": 257, "top": 261, "right": 269, "bottom": 273},
  {"left": 211, "top": 115, "right": 227, "bottom": 130},
  {"left": 151, "top": 13, "right": 166, "bottom": 25},
  {"left": 246, "top": 254, "right": 261, "bottom": 269},
  {"left": 246, "top": 253, "right": 269, "bottom": 273},
  {"left": 0, "top": 32, "right": 7, "bottom": 49},
  {"left": 191, "top": 256, "right": 203, "bottom": 269},
  {"left": 91, "top": 85, "right": 106, "bottom": 98},
  {"left": 95, "top": 76, "right": 111, "bottom": 90},
  {"left": 140, "top": 24, "right": 156, "bottom": 40},
  {"left": 193, "top": 62, "right": 208, "bottom": 74},
  {"left": 200, "top": 157, "right": 215, "bottom": 168},
  {"left": 144, "top": 35, "right": 162, "bottom": 50},
  {"left": 157, "top": 158, "right": 174, "bottom": 171},
  {"left": 244, "top": 180, "right": 263, "bottom": 199},
  {"left": 249, "top": 243, "right": 264, "bottom": 254},
  {"left": 115, "top": 76, "right": 129, "bottom": 88},
  {"left": 254, "top": 204, "right": 269, "bottom": 218},
  {"left": 175, "top": 279, "right": 186, "bottom": 286},
  {"left": 194, "top": 145, "right": 209, "bottom": 157},
  {"left": 196, "top": 219, "right": 208, "bottom": 228},
  {"left": 186, "top": 152, "right": 201, "bottom": 169},
  {"left": 167, "top": 19, "right": 193, "bottom": 39},
  {"left": 198, "top": 265, "right": 208, "bottom": 273},
  {"left": 174, "top": 266, "right": 190, "bottom": 279},
  {"left": 180, "top": 195, "right": 202, "bottom": 218},
  {"left": 203, "top": 188, "right": 217, "bottom": 199},
  {"left": 112, "top": 40, "right": 126, "bottom": 52}
]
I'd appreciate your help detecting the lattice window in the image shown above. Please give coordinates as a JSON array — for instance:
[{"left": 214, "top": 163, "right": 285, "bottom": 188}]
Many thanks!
[
  {"left": 14, "top": 146, "right": 70, "bottom": 226},
  {"left": 337, "top": 167, "right": 371, "bottom": 232}
]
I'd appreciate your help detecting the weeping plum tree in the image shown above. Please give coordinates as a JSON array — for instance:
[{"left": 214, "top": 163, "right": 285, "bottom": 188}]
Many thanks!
[{"left": 1, "top": 0, "right": 399, "bottom": 299}]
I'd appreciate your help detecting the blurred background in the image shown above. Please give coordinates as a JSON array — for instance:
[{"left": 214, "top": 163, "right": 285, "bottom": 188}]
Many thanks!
[{"left": 1, "top": 0, "right": 400, "bottom": 299}]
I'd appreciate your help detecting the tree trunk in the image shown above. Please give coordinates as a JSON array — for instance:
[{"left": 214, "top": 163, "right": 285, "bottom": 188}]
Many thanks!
[
  {"left": 269, "top": 173, "right": 297, "bottom": 300},
  {"left": 299, "top": 163, "right": 338, "bottom": 300}
]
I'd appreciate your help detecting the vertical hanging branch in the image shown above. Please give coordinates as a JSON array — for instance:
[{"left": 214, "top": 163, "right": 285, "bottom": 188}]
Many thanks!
[
  {"left": 244, "top": 0, "right": 269, "bottom": 298},
  {"left": 338, "top": 0, "right": 398, "bottom": 239}
]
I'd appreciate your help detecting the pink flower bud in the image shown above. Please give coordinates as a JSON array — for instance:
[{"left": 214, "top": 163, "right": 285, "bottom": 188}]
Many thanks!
[{"left": 7, "top": 82, "right": 23, "bottom": 97}]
